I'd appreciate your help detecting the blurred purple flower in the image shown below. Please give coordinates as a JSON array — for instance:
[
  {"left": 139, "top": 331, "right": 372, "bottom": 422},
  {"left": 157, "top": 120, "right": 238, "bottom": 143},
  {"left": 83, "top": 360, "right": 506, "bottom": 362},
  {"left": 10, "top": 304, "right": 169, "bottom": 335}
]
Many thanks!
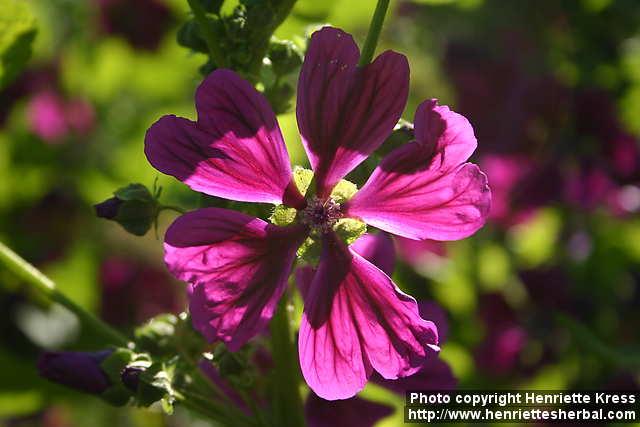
[
  {"left": 519, "top": 267, "right": 572, "bottom": 311},
  {"left": 8, "top": 189, "right": 82, "bottom": 264},
  {"left": 99, "top": 256, "right": 184, "bottom": 326},
  {"left": 480, "top": 155, "right": 535, "bottom": 225},
  {"left": 475, "top": 294, "right": 527, "bottom": 375},
  {"left": 38, "top": 350, "right": 112, "bottom": 394},
  {"left": 444, "top": 41, "right": 569, "bottom": 157},
  {"left": 305, "top": 393, "right": 394, "bottom": 427},
  {"left": 0, "top": 64, "right": 58, "bottom": 127},
  {"left": 96, "top": 0, "right": 173, "bottom": 51},
  {"left": 564, "top": 166, "right": 616, "bottom": 211},
  {"left": 146, "top": 26, "right": 490, "bottom": 399}
]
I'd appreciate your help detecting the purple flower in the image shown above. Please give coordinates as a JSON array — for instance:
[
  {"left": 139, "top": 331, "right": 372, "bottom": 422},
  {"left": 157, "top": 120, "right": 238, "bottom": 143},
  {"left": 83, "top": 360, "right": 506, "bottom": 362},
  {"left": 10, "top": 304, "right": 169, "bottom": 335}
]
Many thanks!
[
  {"left": 300, "top": 236, "right": 455, "bottom": 423},
  {"left": 145, "top": 27, "right": 490, "bottom": 399},
  {"left": 37, "top": 350, "right": 112, "bottom": 394}
]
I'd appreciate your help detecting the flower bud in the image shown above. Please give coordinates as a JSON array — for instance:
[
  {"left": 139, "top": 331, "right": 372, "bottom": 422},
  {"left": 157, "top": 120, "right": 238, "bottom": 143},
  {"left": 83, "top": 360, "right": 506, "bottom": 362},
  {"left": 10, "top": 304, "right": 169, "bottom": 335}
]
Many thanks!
[
  {"left": 120, "top": 366, "right": 144, "bottom": 392},
  {"left": 94, "top": 183, "right": 158, "bottom": 236},
  {"left": 37, "top": 350, "right": 112, "bottom": 394},
  {"left": 268, "top": 40, "right": 303, "bottom": 77},
  {"left": 94, "top": 197, "right": 122, "bottom": 220}
]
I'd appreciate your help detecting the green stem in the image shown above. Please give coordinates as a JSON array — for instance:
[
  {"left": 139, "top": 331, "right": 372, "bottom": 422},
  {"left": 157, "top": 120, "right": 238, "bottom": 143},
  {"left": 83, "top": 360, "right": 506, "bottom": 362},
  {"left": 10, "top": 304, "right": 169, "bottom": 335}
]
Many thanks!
[
  {"left": 159, "top": 204, "right": 187, "bottom": 214},
  {"left": 245, "top": 0, "right": 298, "bottom": 82},
  {"left": 358, "top": 0, "right": 391, "bottom": 67},
  {"left": 269, "top": 297, "right": 305, "bottom": 427},
  {"left": 0, "top": 241, "right": 129, "bottom": 347},
  {"left": 187, "top": 0, "right": 227, "bottom": 68}
]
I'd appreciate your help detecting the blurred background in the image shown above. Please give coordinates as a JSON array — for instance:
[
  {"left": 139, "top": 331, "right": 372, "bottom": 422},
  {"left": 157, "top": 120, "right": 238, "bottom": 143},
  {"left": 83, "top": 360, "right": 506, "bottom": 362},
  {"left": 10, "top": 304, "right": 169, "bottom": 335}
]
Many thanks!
[{"left": 1, "top": 0, "right": 639, "bottom": 426}]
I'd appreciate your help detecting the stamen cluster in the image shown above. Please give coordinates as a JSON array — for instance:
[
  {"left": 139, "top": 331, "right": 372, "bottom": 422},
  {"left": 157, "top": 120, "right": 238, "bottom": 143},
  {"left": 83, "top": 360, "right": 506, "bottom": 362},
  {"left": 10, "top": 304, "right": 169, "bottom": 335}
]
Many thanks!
[{"left": 301, "top": 196, "right": 342, "bottom": 233}]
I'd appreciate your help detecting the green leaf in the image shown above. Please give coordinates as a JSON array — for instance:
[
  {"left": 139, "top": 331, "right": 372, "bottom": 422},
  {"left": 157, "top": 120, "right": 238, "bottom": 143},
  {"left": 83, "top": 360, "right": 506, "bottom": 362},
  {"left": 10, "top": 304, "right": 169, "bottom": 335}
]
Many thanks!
[{"left": 0, "top": 0, "right": 37, "bottom": 89}]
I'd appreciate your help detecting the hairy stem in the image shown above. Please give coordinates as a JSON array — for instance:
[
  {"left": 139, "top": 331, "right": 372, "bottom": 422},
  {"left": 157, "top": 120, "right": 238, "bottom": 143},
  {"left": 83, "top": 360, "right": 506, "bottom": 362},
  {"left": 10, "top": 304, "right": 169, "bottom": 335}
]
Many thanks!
[
  {"left": 358, "top": 0, "right": 391, "bottom": 67},
  {"left": 269, "top": 297, "right": 306, "bottom": 427},
  {"left": 0, "top": 241, "right": 128, "bottom": 347},
  {"left": 245, "top": 0, "right": 298, "bottom": 82},
  {"left": 187, "top": 0, "right": 228, "bottom": 68}
]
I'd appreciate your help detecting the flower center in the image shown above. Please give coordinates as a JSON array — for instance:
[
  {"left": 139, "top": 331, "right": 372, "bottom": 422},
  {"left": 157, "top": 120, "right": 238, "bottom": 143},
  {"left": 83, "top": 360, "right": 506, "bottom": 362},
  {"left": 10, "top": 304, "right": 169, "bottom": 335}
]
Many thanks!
[{"left": 301, "top": 196, "right": 342, "bottom": 233}]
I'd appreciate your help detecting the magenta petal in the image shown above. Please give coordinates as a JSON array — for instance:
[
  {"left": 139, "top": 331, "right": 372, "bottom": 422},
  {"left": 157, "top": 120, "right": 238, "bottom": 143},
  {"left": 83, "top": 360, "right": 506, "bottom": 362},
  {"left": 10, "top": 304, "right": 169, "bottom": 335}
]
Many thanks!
[
  {"left": 299, "top": 232, "right": 438, "bottom": 400},
  {"left": 145, "top": 70, "right": 304, "bottom": 207},
  {"left": 346, "top": 100, "right": 491, "bottom": 240},
  {"left": 164, "top": 208, "right": 306, "bottom": 350},
  {"left": 350, "top": 232, "right": 396, "bottom": 277},
  {"left": 296, "top": 27, "right": 409, "bottom": 198},
  {"left": 295, "top": 266, "right": 315, "bottom": 301}
]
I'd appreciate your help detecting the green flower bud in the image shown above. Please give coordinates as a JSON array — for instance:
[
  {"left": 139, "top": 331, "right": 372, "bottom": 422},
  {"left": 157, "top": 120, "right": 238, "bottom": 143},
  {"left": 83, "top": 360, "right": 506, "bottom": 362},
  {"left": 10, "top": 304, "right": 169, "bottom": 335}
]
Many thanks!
[
  {"left": 94, "top": 183, "right": 158, "bottom": 236},
  {"left": 268, "top": 39, "right": 303, "bottom": 76}
]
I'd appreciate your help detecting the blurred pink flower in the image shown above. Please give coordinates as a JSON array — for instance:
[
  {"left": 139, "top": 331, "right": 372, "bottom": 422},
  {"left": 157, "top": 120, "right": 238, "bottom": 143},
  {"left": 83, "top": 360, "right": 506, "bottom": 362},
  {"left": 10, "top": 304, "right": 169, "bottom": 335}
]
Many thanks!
[
  {"left": 27, "top": 91, "right": 95, "bottom": 143},
  {"left": 27, "top": 91, "right": 69, "bottom": 143}
]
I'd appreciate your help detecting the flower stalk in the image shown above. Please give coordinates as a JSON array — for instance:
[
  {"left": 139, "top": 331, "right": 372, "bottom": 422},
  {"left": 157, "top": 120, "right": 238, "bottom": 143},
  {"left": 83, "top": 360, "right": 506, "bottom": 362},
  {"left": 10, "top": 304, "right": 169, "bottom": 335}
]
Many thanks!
[
  {"left": 358, "top": 0, "right": 391, "bottom": 67},
  {"left": 269, "top": 297, "right": 306, "bottom": 427},
  {"left": 187, "top": 0, "right": 228, "bottom": 68},
  {"left": 0, "top": 241, "right": 129, "bottom": 347}
]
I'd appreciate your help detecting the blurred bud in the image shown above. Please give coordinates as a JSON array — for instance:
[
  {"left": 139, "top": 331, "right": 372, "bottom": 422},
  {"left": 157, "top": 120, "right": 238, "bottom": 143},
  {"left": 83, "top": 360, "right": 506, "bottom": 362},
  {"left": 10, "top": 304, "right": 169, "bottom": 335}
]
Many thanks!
[
  {"left": 268, "top": 40, "right": 303, "bottom": 76},
  {"left": 94, "top": 183, "right": 158, "bottom": 236},
  {"left": 121, "top": 366, "right": 144, "bottom": 392},
  {"left": 37, "top": 350, "right": 112, "bottom": 394}
]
